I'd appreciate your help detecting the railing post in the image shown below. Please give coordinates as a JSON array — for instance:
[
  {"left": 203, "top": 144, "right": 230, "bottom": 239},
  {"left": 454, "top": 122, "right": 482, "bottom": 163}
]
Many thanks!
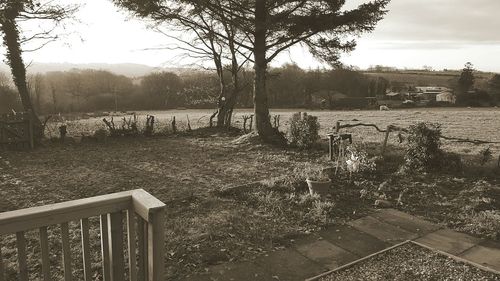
[
  {"left": 137, "top": 218, "right": 148, "bottom": 281},
  {"left": 100, "top": 215, "right": 111, "bottom": 281},
  {"left": 108, "top": 212, "right": 125, "bottom": 281},
  {"left": 16, "top": 232, "right": 28, "bottom": 281},
  {"left": 127, "top": 209, "right": 137, "bottom": 281},
  {"left": 0, "top": 242, "right": 4, "bottom": 281},
  {"left": 147, "top": 208, "right": 165, "bottom": 281}
]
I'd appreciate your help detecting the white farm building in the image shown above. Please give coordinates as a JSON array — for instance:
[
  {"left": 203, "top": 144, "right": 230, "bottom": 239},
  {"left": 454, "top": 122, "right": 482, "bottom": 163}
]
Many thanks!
[{"left": 436, "top": 91, "right": 456, "bottom": 104}]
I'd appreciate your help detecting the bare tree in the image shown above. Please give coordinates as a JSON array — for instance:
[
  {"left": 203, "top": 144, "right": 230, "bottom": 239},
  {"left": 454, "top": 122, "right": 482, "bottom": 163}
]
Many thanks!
[
  {"left": 0, "top": 0, "right": 77, "bottom": 140},
  {"left": 27, "top": 73, "right": 44, "bottom": 112},
  {"left": 0, "top": 71, "right": 11, "bottom": 88},
  {"left": 116, "top": 1, "right": 251, "bottom": 128}
]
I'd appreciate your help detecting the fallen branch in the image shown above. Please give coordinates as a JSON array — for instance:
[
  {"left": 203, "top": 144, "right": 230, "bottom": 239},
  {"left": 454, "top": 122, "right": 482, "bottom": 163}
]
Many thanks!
[
  {"left": 338, "top": 123, "right": 408, "bottom": 133},
  {"left": 440, "top": 136, "right": 500, "bottom": 145},
  {"left": 336, "top": 121, "right": 499, "bottom": 145}
]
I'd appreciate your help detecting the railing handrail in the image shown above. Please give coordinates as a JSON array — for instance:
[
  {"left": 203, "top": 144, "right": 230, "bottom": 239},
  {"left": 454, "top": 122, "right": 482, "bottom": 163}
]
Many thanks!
[
  {"left": 0, "top": 189, "right": 166, "bottom": 281},
  {"left": 0, "top": 189, "right": 165, "bottom": 235},
  {"left": 131, "top": 189, "right": 166, "bottom": 221}
]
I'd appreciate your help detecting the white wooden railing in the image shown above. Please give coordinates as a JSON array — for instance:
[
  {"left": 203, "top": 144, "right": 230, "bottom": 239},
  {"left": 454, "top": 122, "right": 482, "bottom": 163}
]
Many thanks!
[{"left": 0, "top": 189, "right": 165, "bottom": 281}]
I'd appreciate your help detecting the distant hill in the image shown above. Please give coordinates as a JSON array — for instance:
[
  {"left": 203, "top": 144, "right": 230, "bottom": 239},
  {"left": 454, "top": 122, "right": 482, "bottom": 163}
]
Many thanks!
[
  {"left": 0, "top": 63, "right": 193, "bottom": 77},
  {"left": 361, "top": 70, "right": 495, "bottom": 89}
]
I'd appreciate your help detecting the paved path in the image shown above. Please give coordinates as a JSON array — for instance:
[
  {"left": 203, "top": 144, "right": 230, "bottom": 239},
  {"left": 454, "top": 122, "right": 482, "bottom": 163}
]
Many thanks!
[{"left": 188, "top": 209, "right": 500, "bottom": 280}]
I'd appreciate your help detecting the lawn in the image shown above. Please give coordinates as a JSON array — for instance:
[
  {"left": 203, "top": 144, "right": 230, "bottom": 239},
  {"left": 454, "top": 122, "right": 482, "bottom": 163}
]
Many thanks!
[
  {"left": 0, "top": 128, "right": 364, "bottom": 280},
  {"left": 1, "top": 108, "right": 499, "bottom": 280}
]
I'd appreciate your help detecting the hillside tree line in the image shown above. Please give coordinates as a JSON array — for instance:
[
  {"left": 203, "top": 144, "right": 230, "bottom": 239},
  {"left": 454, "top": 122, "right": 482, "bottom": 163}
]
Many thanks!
[{"left": 0, "top": 65, "right": 389, "bottom": 114}]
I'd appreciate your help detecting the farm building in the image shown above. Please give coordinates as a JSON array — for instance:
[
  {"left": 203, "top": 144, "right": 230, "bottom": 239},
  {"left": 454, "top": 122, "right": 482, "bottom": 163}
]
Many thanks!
[
  {"left": 436, "top": 92, "right": 456, "bottom": 104},
  {"left": 385, "top": 92, "right": 402, "bottom": 100},
  {"left": 415, "top": 86, "right": 452, "bottom": 101}
]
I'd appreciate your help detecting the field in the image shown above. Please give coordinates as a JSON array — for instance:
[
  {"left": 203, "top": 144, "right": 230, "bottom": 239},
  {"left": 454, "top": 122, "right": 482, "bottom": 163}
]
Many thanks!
[
  {"left": 1, "top": 108, "right": 499, "bottom": 280},
  {"left": 363, "top": 70, "right": 494, "bottom": 89},
  {"left": 46, "top": 107, "right": 500, "bottom": 155}
]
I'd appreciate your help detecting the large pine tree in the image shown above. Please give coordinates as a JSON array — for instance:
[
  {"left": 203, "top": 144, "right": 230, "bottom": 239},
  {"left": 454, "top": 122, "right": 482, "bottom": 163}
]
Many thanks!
[{"left": 114, "top": 0, "right": 390, "bottom": 144}]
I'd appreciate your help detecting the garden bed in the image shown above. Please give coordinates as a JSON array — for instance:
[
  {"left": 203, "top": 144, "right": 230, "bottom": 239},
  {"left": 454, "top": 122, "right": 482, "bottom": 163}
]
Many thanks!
[{"left": 315, "top": 242, "right": 500, "bottom": 281}]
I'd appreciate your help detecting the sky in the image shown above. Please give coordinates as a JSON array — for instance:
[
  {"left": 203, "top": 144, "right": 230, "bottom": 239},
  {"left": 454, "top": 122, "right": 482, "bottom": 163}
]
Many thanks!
[{"left": 5, "top": 0, "right": 500, "bottom": 72}]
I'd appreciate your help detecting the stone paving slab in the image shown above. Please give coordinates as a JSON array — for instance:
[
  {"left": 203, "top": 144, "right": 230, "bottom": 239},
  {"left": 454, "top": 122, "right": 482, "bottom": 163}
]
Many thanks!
[
  {"left": 293, "top": 236, "right": 359, "bottom": 270},
  {"left": 190, "top": 209, "right": 500, "bottom": 281},
  {"left": 415, "top": 228, "right": 483, "bottom": 255},
  {"left": 460, "top": 240, "right": 500, "bottom": 272},
  {"left": 254, "top": 248, "right": 326, "bottom": 281},
  {"left": 210, "top": 261, "right": 275, "bottom": 281},
  {"left": 319, "top": 224, "right": 390, "bottom": 257},
  {"left": 348, "top": 215, "right": 418, "bottom": 244},
  {"left": 186, "top": 261, "right": 275, "bottom": 281},
  {"left": 371, "top": 209, "right": 442, "bottom": 235}
]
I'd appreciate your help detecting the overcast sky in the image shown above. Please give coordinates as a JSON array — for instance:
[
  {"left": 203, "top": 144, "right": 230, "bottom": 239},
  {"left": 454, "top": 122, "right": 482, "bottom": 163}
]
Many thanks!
[{"left": 5, "top": 0, "right": 500, "bottom": 72}]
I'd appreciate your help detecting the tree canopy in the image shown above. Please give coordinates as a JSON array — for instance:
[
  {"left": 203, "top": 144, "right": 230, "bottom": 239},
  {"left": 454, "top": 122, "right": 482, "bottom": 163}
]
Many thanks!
[
  {"left": 458, "top": 62, "right": 475, "bottom": 93},
  {"left": 115, "top": 0, "right": 391, "bottom": 143}
]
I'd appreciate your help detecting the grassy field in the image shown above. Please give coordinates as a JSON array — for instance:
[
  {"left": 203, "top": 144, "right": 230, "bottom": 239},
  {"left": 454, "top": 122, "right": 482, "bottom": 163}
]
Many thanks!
[
  {"left": 46, "top": 107, "right": 500, "bottom": 155},
  {"left": 1, "top": 108, "right": 499, "bottom": 280}
]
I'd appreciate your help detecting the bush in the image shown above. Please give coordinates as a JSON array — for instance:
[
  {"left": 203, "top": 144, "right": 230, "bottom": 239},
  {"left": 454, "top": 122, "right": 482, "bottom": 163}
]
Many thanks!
[
  {"left": 288, "top": 112, "right": 320, "bottom": 149},
  {"left": 403, "top": 122, "right": 445, "bottom": 172}
]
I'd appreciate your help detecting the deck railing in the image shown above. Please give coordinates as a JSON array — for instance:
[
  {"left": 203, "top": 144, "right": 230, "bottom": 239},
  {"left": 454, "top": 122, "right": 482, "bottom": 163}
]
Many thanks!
[{"left": 0, "top": 189, "right": 166, "bottom": 281}]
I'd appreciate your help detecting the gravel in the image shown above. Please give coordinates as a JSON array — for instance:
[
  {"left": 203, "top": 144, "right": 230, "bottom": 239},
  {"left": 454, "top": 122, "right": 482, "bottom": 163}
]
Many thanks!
[{"left": 320, "top": 243, "right": 500, "bottom": 281}]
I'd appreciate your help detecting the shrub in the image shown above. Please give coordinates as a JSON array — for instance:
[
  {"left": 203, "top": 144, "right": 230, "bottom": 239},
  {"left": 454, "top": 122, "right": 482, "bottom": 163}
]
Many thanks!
[
  {"left": 403, "top": 122, "right": 445, "bottom": 171},
  {"left": 346, "top": 145, "right": 377, "bottom": 174},
  {"left": 288, "top": 112, "right": 320, "bottom": 149}
]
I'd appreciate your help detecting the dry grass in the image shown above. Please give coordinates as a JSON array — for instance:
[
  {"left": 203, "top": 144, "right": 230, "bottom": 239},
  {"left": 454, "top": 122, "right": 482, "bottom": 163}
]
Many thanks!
[
  {"left": 1, "top": 108, "right": 499, "bottom": 280},
  {"left": 0, "top": 132, "right": 342, "bottom": 280}
]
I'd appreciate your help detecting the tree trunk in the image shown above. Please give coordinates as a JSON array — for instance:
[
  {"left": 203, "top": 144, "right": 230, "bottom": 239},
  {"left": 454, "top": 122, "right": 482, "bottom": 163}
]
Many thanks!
[
  {"left": 253, "top": 0, "right": 286, "bottom": 145},
  {"left": 216, "top": 80, "right": 228, "bottom": 127},
  {"left": 1, "top": 16, "right": 43, "bottom": 139}
]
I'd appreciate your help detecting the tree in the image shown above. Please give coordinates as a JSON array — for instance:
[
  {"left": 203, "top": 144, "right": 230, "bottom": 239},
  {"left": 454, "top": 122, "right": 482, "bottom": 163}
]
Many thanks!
[
  {"left": 114, "top": 0, "right": 389, "bottom": 144},
  {"left": 0, "top": 0, "right": 76, "bottom": 140},
  {"left": 458, "top": 62, "right": 475, "bottom": 93},
  {"left": 141, "top": 72, "right": 184, "bottom": 109},
  {"left": 27, "top": 73, "right": 44, "bottom": 113},
  {"left": 489, "top": 74, "right": 500, "bottom": 104},
  {"left": 267, "top": 63, "right": 306, "bottom": 107},
  {"left": 0, "top": 72, "right": 20, "bottom": 113},
  {"left": 114, "top": 1, "right": 251, "bottom": 128}
]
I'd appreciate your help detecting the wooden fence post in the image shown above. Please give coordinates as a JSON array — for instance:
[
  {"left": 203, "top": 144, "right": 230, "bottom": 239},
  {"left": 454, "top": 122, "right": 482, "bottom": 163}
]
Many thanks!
[
  {"left": 328, "top": 134, "right": 334, "bottom": 161},
  {"left": 381, "top": 126, "right": 391, "bottom": 156}
]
